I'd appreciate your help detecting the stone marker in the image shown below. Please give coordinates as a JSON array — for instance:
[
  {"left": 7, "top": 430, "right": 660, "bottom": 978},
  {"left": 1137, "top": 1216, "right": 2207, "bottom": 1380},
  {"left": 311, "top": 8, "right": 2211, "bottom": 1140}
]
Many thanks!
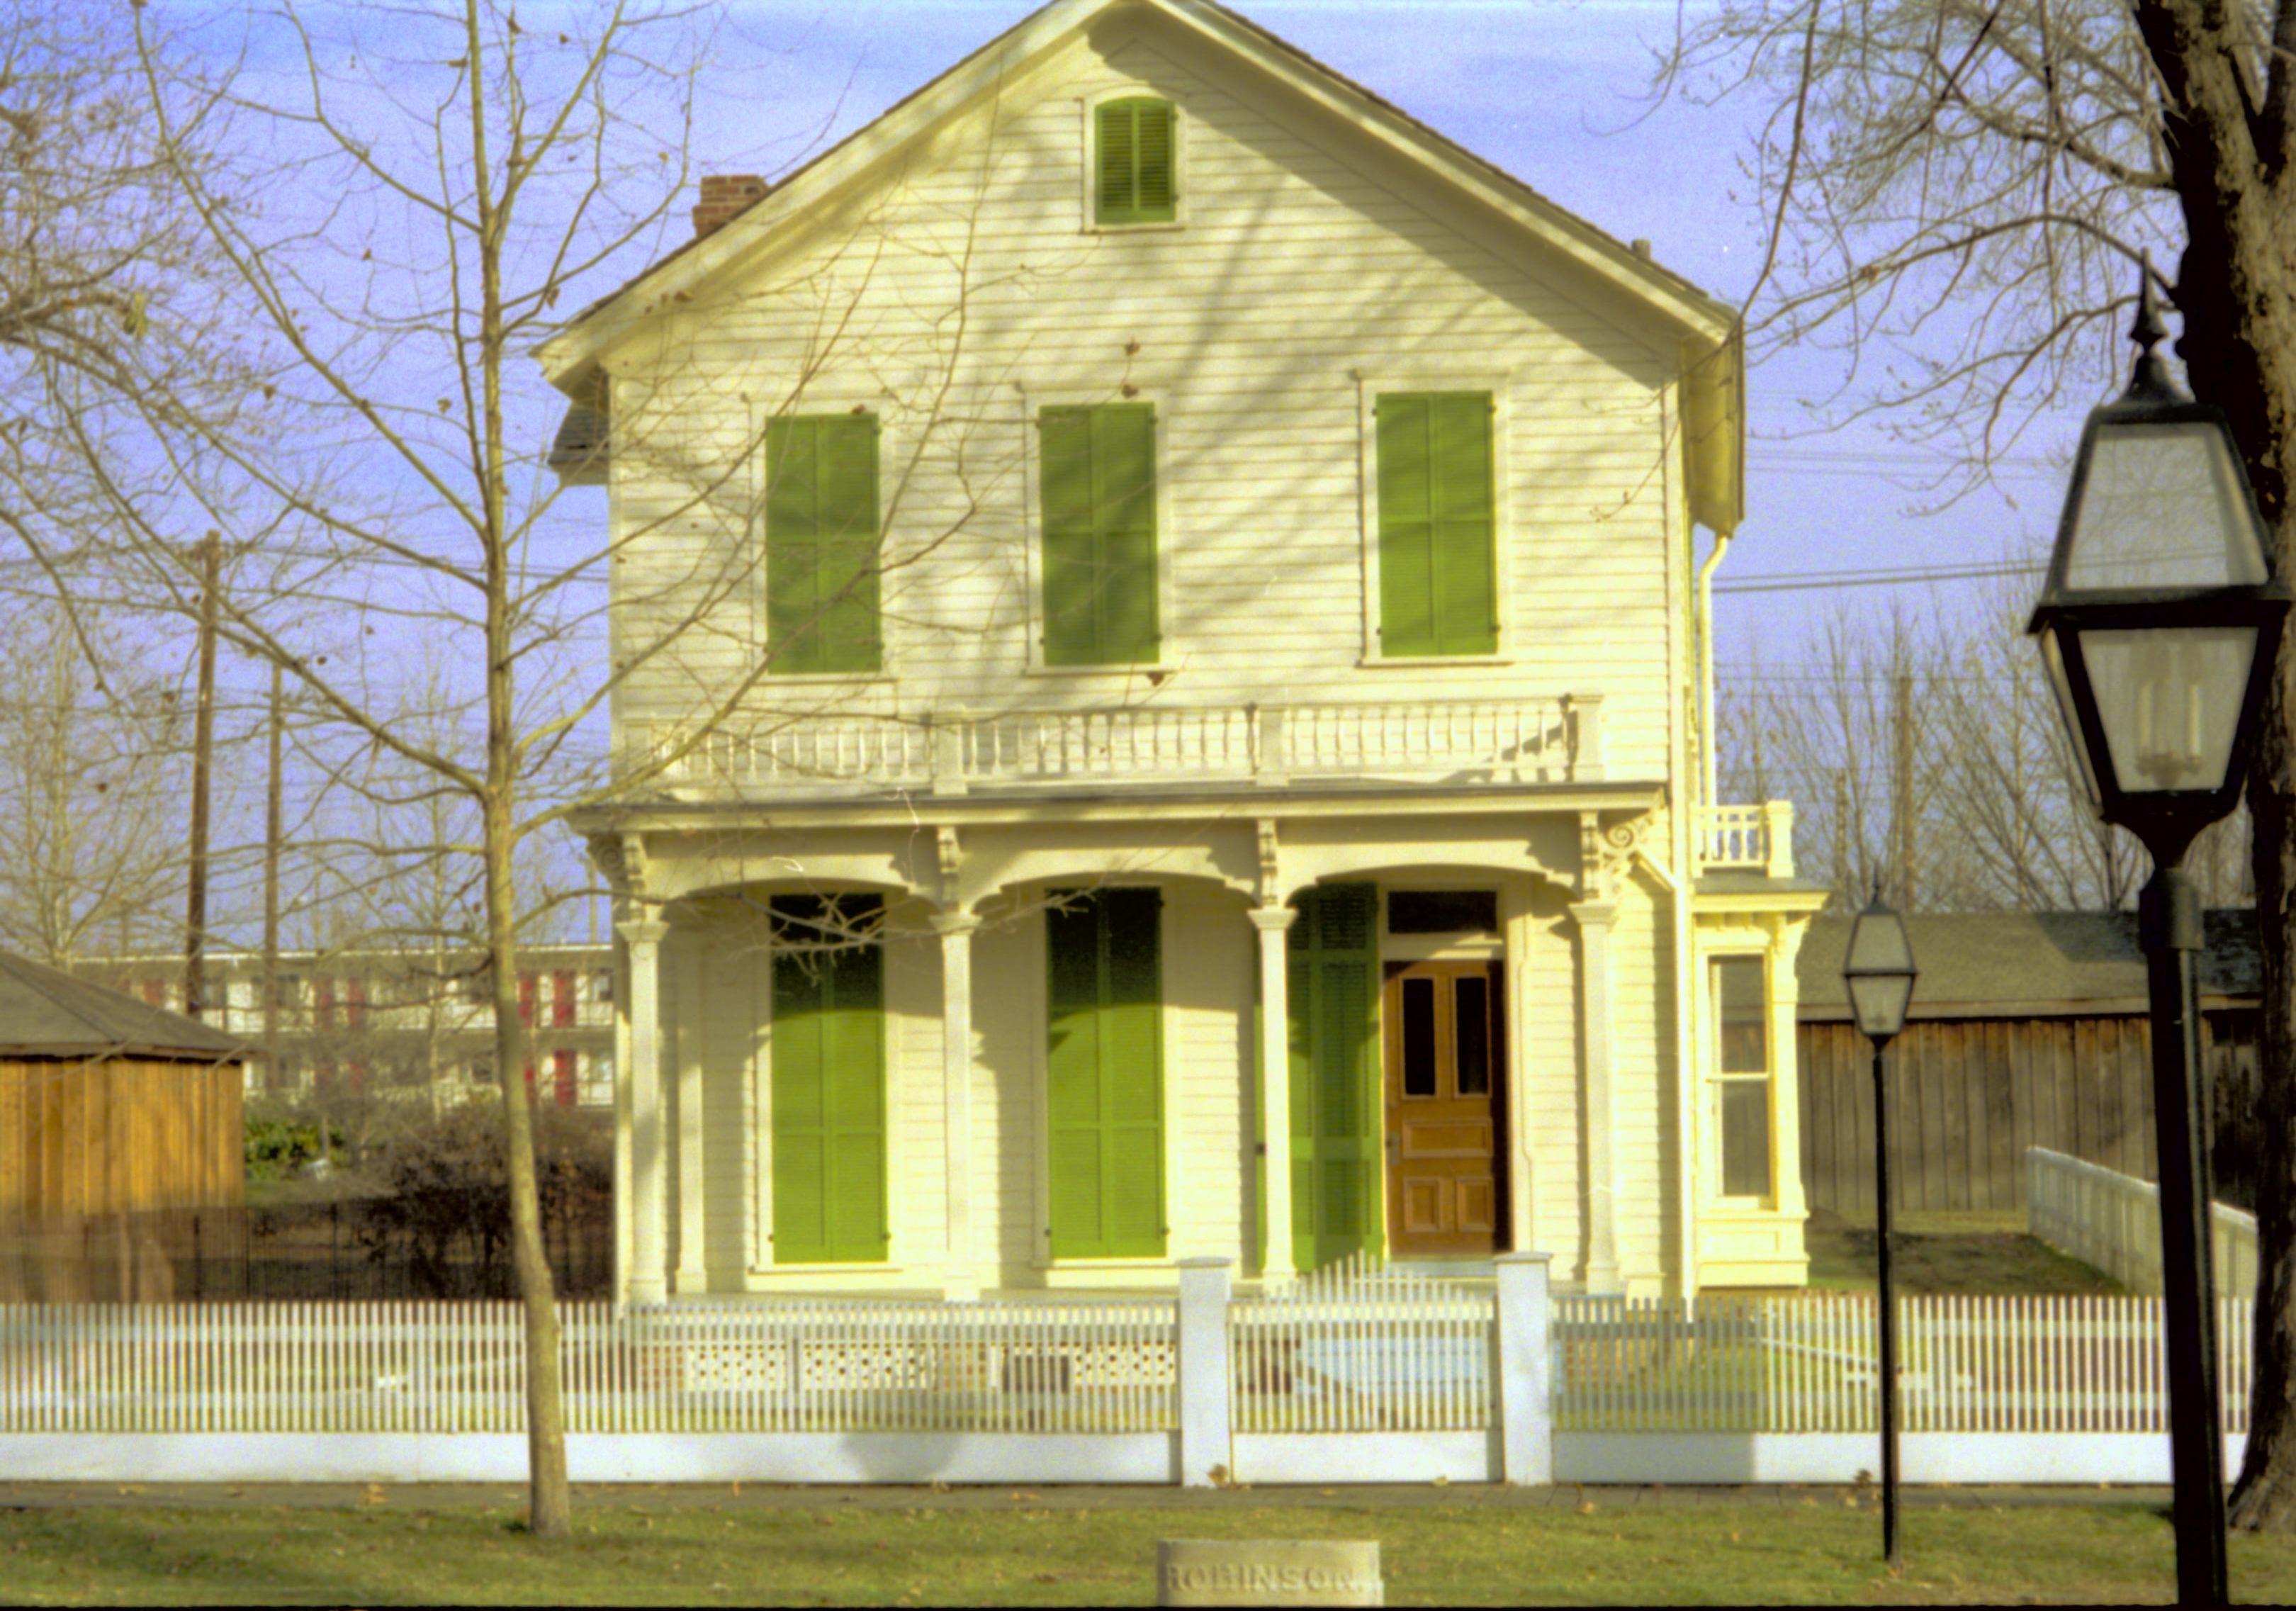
[{"left": 1157, "top": 1539, "right": 1383, "bottom": 1607}]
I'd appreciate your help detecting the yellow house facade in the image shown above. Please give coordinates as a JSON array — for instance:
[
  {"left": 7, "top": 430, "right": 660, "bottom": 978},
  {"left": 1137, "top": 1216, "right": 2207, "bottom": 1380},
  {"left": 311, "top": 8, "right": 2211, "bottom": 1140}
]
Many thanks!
[{"left": 541, "top": 0, "right": 1825, "bottom": 1303}]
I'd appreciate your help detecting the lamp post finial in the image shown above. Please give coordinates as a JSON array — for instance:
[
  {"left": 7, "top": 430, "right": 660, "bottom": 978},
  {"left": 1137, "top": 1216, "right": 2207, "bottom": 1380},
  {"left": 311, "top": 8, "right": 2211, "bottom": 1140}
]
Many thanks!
[{"left": 2129, "top": 252, "right": 2174, "bottom": 400}]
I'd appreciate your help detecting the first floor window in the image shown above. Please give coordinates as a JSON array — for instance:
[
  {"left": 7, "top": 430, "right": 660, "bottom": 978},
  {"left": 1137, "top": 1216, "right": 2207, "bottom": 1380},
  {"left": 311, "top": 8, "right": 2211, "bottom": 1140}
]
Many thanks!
[
  {"left": 765, "top": 413, "right": 882, "bottom": 675},
  {"left": 770, "top": 894, "right": 888, "bottom": 1263},
  {"left": 1712, "top": 955, "right": 1771, "bottom": 1198},
  {"left": 1046, "top": 887, "right": 1164, "bottom": 1257}
]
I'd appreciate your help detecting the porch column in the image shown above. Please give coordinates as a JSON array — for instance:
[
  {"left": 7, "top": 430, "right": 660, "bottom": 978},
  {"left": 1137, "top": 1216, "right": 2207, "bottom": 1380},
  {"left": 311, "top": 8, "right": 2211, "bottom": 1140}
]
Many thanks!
[
  {"left": 673, "top": 943, "right": 706, "bottom": 1295},
  {"left": 934, "top": 910, "right": 981, "bottom": 1301},
  {"left": 1250, "top": 905, "right": 1298, "bottom": 1284},
  {"left": 621, "top": 918, "right": 669, "bottom": 1306},
  {"left": 1570, "top": 899, "right": 1621, "bottom": 1293}
]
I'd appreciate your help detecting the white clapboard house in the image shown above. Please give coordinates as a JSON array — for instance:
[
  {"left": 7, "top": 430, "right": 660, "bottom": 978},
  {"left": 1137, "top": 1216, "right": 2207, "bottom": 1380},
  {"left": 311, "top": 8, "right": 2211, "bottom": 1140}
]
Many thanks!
[{"left": 541, "top": 0, "right": 1826, "bottom": 1305}]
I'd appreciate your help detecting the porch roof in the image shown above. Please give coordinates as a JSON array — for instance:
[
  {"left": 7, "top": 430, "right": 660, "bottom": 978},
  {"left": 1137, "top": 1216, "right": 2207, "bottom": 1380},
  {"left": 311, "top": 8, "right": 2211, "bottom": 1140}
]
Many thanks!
[{"left": 1796, "top": 909, "right": 2261, "bottom": 1022}]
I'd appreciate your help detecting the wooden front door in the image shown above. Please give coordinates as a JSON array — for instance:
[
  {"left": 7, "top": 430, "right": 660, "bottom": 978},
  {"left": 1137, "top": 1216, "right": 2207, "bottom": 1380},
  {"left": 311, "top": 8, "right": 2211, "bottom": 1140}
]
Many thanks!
[{"left": 1383, "top": 961, "right": 1504, "bottom": 1257}]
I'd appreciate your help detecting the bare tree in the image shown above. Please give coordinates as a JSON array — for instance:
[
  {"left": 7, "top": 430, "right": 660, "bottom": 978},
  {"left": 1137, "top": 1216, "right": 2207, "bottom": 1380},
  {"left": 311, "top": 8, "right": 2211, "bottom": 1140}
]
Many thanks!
[
  {"left": 1660, "top": 0, "right": 2296, "bottom": 1525},
  {"left": 45, "top": 0, "right": 1047, "bottom": 1534},
  {"left": 0, "top": 604, "right": 193, "bottom": 963}
]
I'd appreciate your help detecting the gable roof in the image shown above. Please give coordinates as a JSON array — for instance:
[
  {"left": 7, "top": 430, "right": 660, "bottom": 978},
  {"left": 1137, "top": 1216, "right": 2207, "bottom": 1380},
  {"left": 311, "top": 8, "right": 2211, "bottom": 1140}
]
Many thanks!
[
  {"left": 0, "top": 950, "right": 246, "bottom": 1062},
  {"left": 1796, "top": 910, "right": 2261, "bottom": 1021},
  {"left": 539, "top": 0, "right": 1738, "bottom": 394}
]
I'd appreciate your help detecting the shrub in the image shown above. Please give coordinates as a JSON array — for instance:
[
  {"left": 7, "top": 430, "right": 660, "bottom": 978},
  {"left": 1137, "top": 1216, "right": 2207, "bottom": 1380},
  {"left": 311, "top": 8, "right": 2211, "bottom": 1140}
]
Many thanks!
[{"left": 356, "top": 1096, "right": 610, "bottom": 1298}]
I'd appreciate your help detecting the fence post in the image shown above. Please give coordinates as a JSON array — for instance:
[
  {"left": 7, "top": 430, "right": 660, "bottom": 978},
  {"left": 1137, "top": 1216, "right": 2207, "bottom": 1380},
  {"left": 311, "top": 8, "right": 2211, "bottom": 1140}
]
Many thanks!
[
  {"left": 1176, "top": 1257, "right": 1233, "bottom": 1488},
  {"left": 1494, "top": 1252, "right": 1553, "bottom": 1486}
]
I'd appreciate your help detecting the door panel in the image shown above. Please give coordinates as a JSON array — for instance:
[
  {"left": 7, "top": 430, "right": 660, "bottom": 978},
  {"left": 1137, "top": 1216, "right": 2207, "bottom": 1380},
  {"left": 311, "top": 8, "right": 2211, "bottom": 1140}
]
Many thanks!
[{"left": 1383, "top": 960, "right": 1505, "bottom": 1258}]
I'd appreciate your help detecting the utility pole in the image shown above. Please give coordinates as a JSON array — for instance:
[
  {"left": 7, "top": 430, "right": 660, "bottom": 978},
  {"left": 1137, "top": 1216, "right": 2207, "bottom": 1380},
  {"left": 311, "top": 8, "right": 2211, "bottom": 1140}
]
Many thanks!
[
  {"left": 1892, "top": 670, "right": 1915, "bottom": 911},
  {"left": 1833, "top": 770, "right": 1851, "bottom": 897},
  {"left": 263, "top": 663, "right": 283, "bottom": 1089},
  {"left": 184, "top": 533, "right": 220, "bottom": 1021}
]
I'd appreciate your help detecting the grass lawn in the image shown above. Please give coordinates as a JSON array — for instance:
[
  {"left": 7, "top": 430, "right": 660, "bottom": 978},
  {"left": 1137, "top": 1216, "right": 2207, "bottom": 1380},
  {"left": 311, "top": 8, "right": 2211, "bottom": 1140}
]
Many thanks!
[
  {"left": 6, "top": 1488, "right": 2296, "bottom": 1605},
  {"left": 1802, "top": 1211, "right": 2125, "bottom": 1296}
]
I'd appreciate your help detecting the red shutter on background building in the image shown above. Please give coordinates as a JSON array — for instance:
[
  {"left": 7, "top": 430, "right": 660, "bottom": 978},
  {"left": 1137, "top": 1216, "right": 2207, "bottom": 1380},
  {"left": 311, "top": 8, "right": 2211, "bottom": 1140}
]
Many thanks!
[
  {"left": 553, "top": 1050, "right": 577, "bottom": 1107},
  {"left": 552, "top": 970, "right": 575, "bottom": 1027}
]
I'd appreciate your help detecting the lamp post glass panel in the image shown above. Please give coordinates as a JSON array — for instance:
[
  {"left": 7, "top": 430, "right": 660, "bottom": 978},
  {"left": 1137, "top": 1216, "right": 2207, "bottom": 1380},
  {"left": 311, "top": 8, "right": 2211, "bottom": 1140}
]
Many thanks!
[
  {"left": 1842, "top": 894, "right": 1915, "bottom": 1570},
  {"left": 2026, "top": 265, "right": 2290, "bottom": 1607}
]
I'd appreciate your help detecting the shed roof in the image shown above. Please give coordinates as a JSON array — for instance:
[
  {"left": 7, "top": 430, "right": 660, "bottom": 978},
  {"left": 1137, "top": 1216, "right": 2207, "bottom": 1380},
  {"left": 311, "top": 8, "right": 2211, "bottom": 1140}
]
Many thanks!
[
  {"left": 0, "top": 950, "right": 245, "bottom": 1061},
  {"left": 1796, "top": 910, "right": 2260, "bottom": 1021}
]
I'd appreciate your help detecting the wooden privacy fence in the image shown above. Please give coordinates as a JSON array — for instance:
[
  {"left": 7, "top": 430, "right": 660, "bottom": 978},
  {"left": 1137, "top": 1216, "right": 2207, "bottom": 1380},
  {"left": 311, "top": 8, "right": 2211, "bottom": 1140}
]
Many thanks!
[{"left": 1796, "top": 1009, "right": 2259, "bottom": 1218}]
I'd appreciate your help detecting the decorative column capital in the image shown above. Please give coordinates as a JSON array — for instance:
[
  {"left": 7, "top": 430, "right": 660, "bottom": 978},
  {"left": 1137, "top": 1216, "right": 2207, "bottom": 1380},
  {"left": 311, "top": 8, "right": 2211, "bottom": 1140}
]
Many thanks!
[
  {"left": 617, "top": 919, "right": 668, "bottom": 950},
  {"left": 1566, "top": 899, "right": 1618, "bottom": 933},
  {"left": 1248, "top": 904, "right": 1299, "bottom": 935},
  {"left": 930, "top": 909, "right": 981, "bottom": 939},
  {"left": 1578, "top": 809, "right": 1657, "bottom": 903}
]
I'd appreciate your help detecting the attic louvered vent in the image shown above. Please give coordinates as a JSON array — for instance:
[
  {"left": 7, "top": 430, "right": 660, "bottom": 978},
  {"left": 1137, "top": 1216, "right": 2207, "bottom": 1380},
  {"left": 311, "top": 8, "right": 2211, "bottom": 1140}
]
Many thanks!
[{"left": 1096, "top": 98, "right": 1176, "bottom": 225}]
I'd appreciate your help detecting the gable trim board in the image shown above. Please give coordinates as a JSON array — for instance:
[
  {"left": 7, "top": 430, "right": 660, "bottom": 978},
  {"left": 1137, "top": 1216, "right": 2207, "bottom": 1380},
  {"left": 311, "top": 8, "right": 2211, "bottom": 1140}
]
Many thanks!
[{"left": 539, "top": 0, "right": 1738, "bottom": 387}]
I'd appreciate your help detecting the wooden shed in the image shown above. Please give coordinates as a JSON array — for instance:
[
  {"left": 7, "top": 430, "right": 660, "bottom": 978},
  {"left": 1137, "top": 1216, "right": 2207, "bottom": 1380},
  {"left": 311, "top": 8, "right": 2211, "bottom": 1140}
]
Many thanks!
[
  {"left": 1794, "top": 911, "right": 2258, "bottom": 1220},
  {"left": 0, "top": 950, "right": 247, "bottom": 1299}
]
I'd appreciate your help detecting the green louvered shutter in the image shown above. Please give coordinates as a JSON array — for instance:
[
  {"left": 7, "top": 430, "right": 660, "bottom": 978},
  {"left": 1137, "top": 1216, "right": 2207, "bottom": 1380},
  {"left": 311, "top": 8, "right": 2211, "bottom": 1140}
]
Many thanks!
[
  {"left": 1040, "top": 404, "right": 1160, "bottom": 667},
  {"left": 766, "top": 414, "right": 882, "bottom": 675},
  {"left": 1287, "top": 885, "right": 1380, "bottom": 1270},
  {"left": 1096, "top": 98, "right": 1176, "bottom": 225},
  {"left": 1377, "top": 392, "right": 1496, "bottom": 658},
  {"left": 1047, "top": 888, "right": 1164, "bottom": 1259},
  {"left": 770, "top": 897, "right": 887, "bottom": 1263}
]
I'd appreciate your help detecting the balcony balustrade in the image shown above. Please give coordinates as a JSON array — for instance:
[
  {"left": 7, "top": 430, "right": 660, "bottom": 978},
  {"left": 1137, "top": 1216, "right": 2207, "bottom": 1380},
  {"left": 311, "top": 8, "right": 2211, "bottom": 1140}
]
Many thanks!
[
  {"left": 1696, "top": 800, "right": 1796, "bottom": 880},
  {"left": 619, "top": 695, "right": 1602, "bottom": 798}
]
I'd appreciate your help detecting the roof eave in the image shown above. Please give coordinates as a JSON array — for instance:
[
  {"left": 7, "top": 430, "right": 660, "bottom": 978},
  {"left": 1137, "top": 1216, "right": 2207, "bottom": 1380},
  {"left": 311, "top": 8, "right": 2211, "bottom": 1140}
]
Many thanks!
[{"left": 539, "top": 0, "right": 1739, "bottom": 391}]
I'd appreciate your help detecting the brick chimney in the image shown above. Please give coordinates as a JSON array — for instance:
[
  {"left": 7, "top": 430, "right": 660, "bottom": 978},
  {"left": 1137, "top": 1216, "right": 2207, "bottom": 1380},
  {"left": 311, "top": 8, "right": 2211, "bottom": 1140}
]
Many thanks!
[{"left": 692, "top": 174, "right": 768, "bottom": 239}]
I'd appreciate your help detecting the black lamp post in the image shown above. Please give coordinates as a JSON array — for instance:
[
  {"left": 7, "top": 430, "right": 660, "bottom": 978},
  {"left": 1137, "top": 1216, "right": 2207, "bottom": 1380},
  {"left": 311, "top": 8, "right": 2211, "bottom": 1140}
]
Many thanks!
[
  {"left": 1842, "top": 891, "right": 1917, "bottom": 1571},
  {"left": 2027, "top": 263, "right": 2292, "bottom": 1607}
]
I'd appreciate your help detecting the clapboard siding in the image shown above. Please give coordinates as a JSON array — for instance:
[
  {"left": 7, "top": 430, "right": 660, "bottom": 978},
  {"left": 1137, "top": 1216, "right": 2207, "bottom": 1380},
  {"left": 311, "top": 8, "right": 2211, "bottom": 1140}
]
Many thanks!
[{"left": 604, "top": 16, "right": 1682, "bottom": 782}]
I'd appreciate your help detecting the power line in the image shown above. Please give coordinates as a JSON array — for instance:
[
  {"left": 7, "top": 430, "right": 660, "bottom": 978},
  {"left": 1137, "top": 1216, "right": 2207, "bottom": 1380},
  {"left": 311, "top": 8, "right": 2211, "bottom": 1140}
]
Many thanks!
[{"left": 1713, "top": 558, "right": 2044, "bottom": 595}]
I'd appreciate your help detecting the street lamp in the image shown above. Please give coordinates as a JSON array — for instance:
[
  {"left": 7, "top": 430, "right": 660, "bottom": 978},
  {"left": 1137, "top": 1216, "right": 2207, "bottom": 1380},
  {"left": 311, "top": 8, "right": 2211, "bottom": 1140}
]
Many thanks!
[
  {"left": 1842, "top": 890, "right": 1916, "bottom": 1571},
  {"left": 2027, "top": 262, "right": 2291, "bottom": 1606}
]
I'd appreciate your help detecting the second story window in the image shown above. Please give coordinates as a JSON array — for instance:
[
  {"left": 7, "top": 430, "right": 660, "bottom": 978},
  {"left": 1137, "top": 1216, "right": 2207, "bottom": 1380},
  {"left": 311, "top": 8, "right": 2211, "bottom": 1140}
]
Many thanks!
[
  {"left": 765, "top": 413, "right": 882, "bottom": 675},
  {"left": 1040, "top": 403, "right": 1160, "bottom": 666},
  {"left": 1095, "top": 97, "right": 1176, "bottom": 225},
  {"left": 1375, "top": 391, "right": 1497, "bottom": 658}
]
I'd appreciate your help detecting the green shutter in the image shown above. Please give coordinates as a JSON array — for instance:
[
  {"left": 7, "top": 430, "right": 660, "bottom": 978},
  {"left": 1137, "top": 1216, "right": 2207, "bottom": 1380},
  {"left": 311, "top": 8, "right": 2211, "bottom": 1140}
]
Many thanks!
[
  {"left": 1096, "top": 99, "right": 1176, "bottom": 225},
  {"left": 1040, "top": 403, "right": 1160, "bottom": 666},
  {"left": 1377, "top": 392, "right": 1496, "bottom": 658},
  {"left": 766, "top": 414, "right": 882, "bottom": 675},
  {"left": 770, "top": 897, "right": 887, "bottom": 1263},
  {"left": 1286, "top": 885, "right": 1381, "bottom": 1270},
  {"left": 1047, "top": 888, "right": 1164, "bottom": 1259}
]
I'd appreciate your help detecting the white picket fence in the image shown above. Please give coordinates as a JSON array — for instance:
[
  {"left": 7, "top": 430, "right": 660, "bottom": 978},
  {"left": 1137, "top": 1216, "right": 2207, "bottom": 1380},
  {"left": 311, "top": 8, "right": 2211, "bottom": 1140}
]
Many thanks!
[
  {"left": 0, "top": 1252, "right": 2266, "bottom": 1486},
  {"left": 1554, "top": 1292, "right": 2251, "bottom": 1435},
  {"left": 2026, "top": 1147, "right": 2261, "bottom": 1299},
  {"left": 1230, "top": 1252, "right": 1494, "bottom": 1433},
  {"left": 0, "top": 1298, "right": 1178, "bottom": 1436}
]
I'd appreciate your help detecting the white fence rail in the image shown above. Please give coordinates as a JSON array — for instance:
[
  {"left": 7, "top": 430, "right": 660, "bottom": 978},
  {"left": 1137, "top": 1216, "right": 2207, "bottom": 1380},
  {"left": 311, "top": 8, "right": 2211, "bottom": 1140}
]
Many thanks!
[
  {"left": 1554, "top": 1292, "right": 2251, "bottom": 1436},
  {"left": 0, "top": 1298, "right": 1176, "bottom": 1437},
  {"left": 0, "top": 1257, "right": 2263, "bottom": 1486},
  {"left": 2026, "top": 1147, "right": 2259, "bottom": 1299},
  {"left": 623, "top": 695, "right": 1599, "bottom": 796},
  {"left": 1230, "top": 1252, "right": 1493, "bottom": 1433}
]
